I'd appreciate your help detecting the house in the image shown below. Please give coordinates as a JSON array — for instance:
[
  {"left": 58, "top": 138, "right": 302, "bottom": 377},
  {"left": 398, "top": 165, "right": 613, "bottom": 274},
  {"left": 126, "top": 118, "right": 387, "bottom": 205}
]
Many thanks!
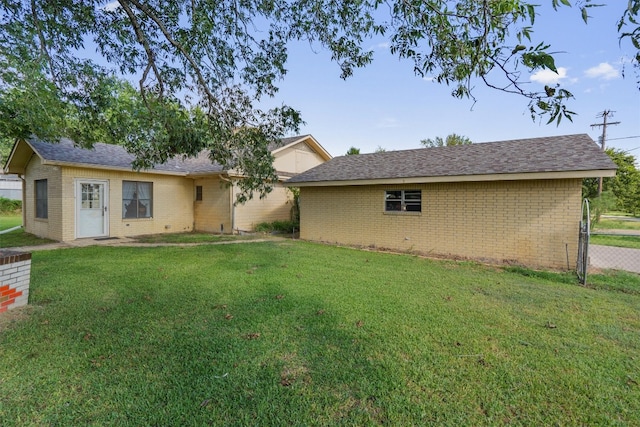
[
  {"left": 285, "top": 134, "right": 617, "bottom": 270},
  {"left": 3, "top": 135, "right": 330, "bottom": 242},
  {"left": 0, "top": 174, "right": 22, "bottom": 200}
]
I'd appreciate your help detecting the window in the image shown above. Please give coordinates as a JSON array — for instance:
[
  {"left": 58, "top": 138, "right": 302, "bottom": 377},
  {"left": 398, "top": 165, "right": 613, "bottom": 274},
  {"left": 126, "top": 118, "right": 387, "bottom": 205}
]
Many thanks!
[
  {"left": 385, "top": 190, "right": 421, "bottom": 212},
  {"left": 195, "top": 185, "right": 203, "bottom": 201},
  {"left": 35, "top": 179, "right": 48, "bottom": 219},
  {"left": 122, "top": 181, "right": 153, "bottom": 218},
  {"left": 81, "top": 183, "right": 102, "bottom": 209}
]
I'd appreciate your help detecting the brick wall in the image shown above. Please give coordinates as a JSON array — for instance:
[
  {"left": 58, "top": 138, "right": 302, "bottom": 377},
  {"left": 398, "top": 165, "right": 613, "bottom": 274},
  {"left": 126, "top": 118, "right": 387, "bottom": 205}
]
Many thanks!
[
  {"left": 299, "top": 179, "right": 582, "bottom": 270},
  {"left": 234, "top": 182, "right": 293, "bottom": 232},
  {"left": 24, "top": 156, "right": 64, "bottom": 241},
  {"left": 194, "top": 177, "right": 232, "bottom": 233},
  {"left": 0, "top": 251, "right": 31, "bottom": 313}
]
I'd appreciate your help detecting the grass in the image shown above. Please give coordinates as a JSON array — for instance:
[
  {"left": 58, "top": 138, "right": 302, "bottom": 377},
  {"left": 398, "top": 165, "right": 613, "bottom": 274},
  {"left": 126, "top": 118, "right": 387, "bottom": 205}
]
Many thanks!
[
  {"left": 0, "top": 214, "right": 55, "bottom": 248},
  {"left": 1, "top": 242, "right": 638, "bottom": 425},
  {"left": 0, "top": 213, "right": 22, "bottom": 231},
  {"left": 593, "top": 217, "right": 640, "bottom": 231},
  {"left": 591, "top": 234, "right": 640, "bottom": 249},
  {"left": 0, "top": 227, "right": 55, "bottom": 248},
  {"left": 133, "top": 231, "right": 270, "bottom": 244}
]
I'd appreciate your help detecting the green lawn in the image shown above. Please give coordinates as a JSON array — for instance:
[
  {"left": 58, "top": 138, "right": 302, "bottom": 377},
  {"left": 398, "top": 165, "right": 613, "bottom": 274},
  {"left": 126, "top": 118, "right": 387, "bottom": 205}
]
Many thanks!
[
  {"left": 0, "top": 226, "right": 55, "bottom": 248},
  {"left": 591, "top": 234, "right": 640, "bottom": 249},
  {"left": 134, "top": 231, "right": 272, "bottom": 244},
  {"left": 0, "top": 213, "right": 21, "bottom": 231},
  {"left": 1, "top": 242, "right": 638, "bottom": 425},
  {"left": 593, "top": 217, "right": 640, "bottom": 231}
]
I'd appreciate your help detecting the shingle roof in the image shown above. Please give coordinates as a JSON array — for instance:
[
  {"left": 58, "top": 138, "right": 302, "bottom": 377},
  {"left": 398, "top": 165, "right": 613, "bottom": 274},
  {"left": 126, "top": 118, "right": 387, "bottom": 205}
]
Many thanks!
[
  {"left": 28, "top": 136, "right": 311, "bottom": 175},
  {"left": 287, "top": 134, "right": 616, "bottom": 184}
]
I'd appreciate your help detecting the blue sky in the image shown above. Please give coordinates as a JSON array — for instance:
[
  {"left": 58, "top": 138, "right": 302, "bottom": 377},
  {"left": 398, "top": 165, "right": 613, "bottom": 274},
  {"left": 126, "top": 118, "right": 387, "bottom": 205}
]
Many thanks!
[{"left": 260, "top": 3, "right": 640, "bottom": 157}]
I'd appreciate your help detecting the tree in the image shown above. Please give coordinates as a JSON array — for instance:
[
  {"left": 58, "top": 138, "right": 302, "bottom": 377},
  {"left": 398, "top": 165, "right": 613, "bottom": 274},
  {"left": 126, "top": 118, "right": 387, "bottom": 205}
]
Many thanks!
[
  {"left": 0, "top": 137, "right": 13, "bottom": 166},
  {"left": 583, "top": 148, "right": 640, "bottom": 216},
  {"left": 346, "top": 147, "right": 361, "bottom": 155},
  {"left": 1, "top": 1, "right": 638, "bottom": 200},
  {"left": 375, "top": 146, "right": 386, "bottom": 153},
  {"left": 420, "top": 133, "right": 472, "bottom": 148}
]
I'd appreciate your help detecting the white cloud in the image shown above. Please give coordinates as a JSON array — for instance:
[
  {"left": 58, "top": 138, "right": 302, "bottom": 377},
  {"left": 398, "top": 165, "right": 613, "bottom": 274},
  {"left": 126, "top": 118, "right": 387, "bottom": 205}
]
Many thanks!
[
  {"left": 530, "top": 67, "right": 568, "bottom": 85},
  {"left": 103, "top": 1, "right": 120, "bottom": 11},
  {"left": 376, "top": 117, "right": 400, "bottom": 129},
  {"left": 584, "top": 62, "right": 619, "bottom": 80}
]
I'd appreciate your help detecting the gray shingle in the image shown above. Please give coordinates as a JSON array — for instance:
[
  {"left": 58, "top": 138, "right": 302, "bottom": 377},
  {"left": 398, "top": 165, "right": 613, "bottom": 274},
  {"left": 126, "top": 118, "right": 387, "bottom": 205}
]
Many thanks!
[
  {"left": 287, "top": 134, "right": 616, "bottom": 184},
  {"left": 29, "top": 136, "right": 307, "bottom": 175}
]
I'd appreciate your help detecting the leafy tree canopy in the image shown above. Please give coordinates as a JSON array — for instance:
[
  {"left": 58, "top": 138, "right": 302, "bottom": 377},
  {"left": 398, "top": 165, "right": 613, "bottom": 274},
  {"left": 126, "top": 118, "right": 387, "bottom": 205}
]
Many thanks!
[
  {"left": 583, "top": 148, "right": 640, "bottom": 216},
  {"left": 420, "top": 133, "right": 472, "bottom": 148},
  {"left": 1, "top": 0, "right": 638, "bottom": 199},
  {"left": 346, "top": 147, "right": 361, "bottom": 155},
  {"left": 0, "top": 137, "right": 12, "bottom": 165}
]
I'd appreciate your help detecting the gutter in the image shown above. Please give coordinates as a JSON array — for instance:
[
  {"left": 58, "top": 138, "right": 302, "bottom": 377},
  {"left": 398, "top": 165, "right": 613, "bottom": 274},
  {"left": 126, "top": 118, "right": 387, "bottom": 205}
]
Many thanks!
[{"left": 20, "top": 174, "right": 26, "bottom": 229}]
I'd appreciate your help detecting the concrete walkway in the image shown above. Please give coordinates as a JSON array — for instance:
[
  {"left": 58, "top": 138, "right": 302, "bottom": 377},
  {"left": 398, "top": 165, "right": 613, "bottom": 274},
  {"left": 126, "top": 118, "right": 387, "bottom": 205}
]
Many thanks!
[{"left": 589, "top": 244, "right": 640, "bottom": 274}]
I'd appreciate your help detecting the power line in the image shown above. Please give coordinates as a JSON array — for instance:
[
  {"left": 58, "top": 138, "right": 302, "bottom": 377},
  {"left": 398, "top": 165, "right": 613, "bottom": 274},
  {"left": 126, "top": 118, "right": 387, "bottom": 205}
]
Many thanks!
[{"left": 608, "top": 136, "right": 640, "bottom": 141}]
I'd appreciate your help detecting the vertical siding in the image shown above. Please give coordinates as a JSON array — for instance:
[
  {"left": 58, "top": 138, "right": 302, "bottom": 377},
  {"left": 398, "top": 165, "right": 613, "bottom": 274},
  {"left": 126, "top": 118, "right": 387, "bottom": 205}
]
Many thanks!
[
  {"left": 299, "top": 179, "right": 582, "bottom": 269},
  {"left": 273, "top": 142, "right": 326, "bottom": 174},
  {"left": 193, "top": 177, "right": 232, "bottom": 233}
]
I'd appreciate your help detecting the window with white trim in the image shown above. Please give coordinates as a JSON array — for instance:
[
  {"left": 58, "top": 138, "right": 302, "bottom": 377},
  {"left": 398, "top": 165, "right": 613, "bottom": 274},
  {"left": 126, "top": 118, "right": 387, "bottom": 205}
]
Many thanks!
[
  {"left": 385, "top": 190, "right": 421, "bottom": 212},
  {"left": 122, "top": 181, "right": 153, "bottom": 218}
]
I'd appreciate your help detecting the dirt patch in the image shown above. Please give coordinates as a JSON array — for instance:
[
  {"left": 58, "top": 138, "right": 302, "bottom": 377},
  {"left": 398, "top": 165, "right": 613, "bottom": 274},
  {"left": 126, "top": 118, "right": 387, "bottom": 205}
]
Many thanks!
[{"left": 0, "top": 305, "right": 37, "bottom": 333}]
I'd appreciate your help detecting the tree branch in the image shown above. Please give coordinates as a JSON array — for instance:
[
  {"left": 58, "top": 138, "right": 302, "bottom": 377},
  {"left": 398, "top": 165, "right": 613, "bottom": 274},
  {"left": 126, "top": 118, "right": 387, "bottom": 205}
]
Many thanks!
[
  {"left": 30, "top": 0, "right": 59, "bottom": 89},
  {"left": 124, "top": 0, "right": 217, "bottom": 107},
  {"left": 118, "top": 0, "right": 164, "bottom": 101}
]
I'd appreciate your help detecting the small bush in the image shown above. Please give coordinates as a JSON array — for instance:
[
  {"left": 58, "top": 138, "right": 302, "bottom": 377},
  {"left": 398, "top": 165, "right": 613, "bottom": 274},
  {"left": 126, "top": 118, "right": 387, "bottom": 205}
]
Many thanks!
[
  {"left": 0, "top": 196, "right": 21, "bottom": 214},
  {"left": 254, "top": 220, "right": 298, "bottom": 233}
]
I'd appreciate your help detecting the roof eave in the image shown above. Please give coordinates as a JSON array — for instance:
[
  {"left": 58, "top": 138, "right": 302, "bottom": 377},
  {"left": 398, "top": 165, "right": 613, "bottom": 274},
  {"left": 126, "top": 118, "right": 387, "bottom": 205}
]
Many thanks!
[
  {"left": 271, "top": 135, "right": 333, "bottom": 161},
  {"left": 285, "top": 169, "right": 618, "bottom": 187},
  {"left": 3, "top": 138, "right": 33, "bottom": 174},
  {"left": 40, "top": 160, "right": 190, "bottom": 176}
]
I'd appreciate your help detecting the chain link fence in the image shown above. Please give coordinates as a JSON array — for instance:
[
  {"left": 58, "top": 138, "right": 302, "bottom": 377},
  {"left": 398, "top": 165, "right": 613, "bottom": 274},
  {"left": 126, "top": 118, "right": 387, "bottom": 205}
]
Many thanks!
[
  {"left": 588, "top": 235, "right": 640, "bottom": 275},
  {"left": 577, "top": 200, "right": 640, "bottom": 279}
]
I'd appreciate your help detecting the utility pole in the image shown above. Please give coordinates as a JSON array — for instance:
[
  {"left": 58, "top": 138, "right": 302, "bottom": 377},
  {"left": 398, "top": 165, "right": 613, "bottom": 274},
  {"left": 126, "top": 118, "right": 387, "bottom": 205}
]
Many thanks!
[{"left": 591, "top": 110, "right": 620, "bottom": 195}]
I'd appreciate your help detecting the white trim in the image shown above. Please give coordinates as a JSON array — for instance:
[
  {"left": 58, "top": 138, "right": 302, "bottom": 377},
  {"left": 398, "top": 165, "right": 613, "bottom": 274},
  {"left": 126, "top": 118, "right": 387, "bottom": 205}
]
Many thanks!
[
  {"left": 285, "top": 169, "right": 617, "bottom": 187},
  {"left": 270, "top": 135, "right": 332, "bottom": 161},
  {"left": 43, "top": 160, "right": 190, "bottom": 176},
  {"left": 75, "top": 179, "right": 109, "bottom": 239}
]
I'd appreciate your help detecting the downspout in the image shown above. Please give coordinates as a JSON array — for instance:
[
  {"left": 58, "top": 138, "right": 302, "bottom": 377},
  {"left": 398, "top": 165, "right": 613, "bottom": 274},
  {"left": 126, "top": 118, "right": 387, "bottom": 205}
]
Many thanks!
[
  {"left": 19, "top": 174, "right": 26, "bottom": 228},
  {"left": 219, "top": 174, "right": 235, "bottom": 234}
]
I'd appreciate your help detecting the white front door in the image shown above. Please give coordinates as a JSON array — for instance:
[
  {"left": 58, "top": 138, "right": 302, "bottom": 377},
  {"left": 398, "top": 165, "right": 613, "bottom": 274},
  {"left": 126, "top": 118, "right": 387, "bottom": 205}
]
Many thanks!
[{"left": 76, "top": 180, "right": 109, "bottom": 238}]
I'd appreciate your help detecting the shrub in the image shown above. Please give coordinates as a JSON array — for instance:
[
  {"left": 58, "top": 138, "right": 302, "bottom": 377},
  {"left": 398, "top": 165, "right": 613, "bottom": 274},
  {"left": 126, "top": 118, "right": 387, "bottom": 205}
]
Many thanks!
[
  {"left": 254, "top": 220, "right": 298, "bottom": 233},
  {"left": 0, "top": 196, "right": 21, "bottom": 214}
]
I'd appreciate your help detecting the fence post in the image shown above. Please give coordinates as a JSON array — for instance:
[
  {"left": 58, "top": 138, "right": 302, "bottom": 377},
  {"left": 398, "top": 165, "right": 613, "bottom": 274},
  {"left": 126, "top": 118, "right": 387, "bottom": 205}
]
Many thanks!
[{"left": 577, "top": 199, "right": 590, "bottom": 285}]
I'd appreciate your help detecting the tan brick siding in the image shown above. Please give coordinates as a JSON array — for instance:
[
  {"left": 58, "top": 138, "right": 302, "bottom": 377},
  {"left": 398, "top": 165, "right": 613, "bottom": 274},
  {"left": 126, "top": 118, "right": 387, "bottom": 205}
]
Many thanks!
[
  {"left": 60, "top": 167, "right": 194, "bottom": 241},
  {"left": 24, "top": 157, "right": 63, "bottom": 241},
  {"left": 193, "top": 177, "right": 232, "bottom": 233},
  {"left": 299, "top": 179, "right": 583, "bottom": 269},
  {"left": 233, "top": 183, "right": 294, "bottom": 232},
  {"left": 21, "top": 156, "right": 194, "bottom": 241}
]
